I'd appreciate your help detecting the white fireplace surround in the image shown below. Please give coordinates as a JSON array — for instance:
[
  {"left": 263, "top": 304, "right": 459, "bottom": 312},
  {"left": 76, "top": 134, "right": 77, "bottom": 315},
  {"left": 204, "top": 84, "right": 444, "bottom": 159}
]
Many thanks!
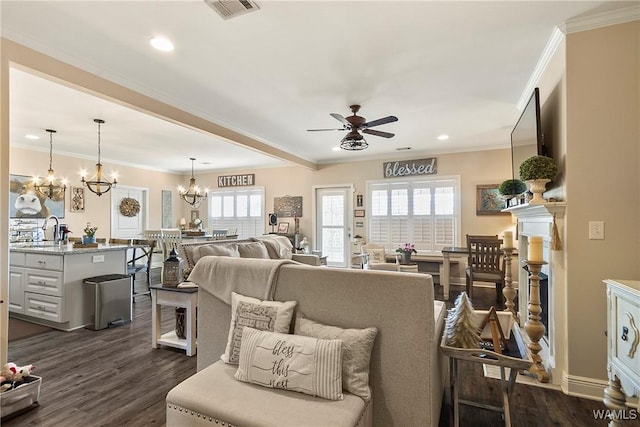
[{"left": 505, "top": 202, "right": 566, "bottom": 390}]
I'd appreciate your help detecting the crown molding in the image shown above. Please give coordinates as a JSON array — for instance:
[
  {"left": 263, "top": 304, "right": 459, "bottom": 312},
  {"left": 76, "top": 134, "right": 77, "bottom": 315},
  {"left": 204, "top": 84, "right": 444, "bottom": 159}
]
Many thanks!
[
  {"left": 517, "top": 27, "right": 565, "bottom": 111},
  {"left": 518, "top": 5, "right": 639, "bottom": 111},
  {"left": 560, "top": 5, "right": 640, "bottom": 34}
]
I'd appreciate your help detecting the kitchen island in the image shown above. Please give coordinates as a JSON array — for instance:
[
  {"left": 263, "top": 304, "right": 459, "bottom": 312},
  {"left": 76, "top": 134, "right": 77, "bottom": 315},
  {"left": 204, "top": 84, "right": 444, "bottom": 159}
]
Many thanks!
[{"left": 9, "top": 242, "right": 129, "bottom": 331}]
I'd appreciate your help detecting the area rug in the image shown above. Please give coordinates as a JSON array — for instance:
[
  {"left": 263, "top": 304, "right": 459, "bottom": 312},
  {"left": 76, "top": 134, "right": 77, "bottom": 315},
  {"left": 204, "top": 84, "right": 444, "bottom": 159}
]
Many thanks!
[{"left": 8, "top": 318, "right": 53, "bottom": 342}]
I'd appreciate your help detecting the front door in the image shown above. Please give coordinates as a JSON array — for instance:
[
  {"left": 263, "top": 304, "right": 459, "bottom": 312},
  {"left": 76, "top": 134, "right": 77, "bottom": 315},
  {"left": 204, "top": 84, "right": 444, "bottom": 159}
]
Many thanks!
[
  {"left": 314, "top": 186, "right": 352, "bottom": 268},
  {"left": 111, "top": 186, "right": 148, "bottom": 238}
]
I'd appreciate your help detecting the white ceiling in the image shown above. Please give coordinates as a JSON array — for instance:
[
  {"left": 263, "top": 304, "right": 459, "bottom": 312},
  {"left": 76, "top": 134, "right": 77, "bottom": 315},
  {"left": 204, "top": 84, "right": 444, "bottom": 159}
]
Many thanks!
[{"left": 2, "top": 1, "right": 637, "bottom": 174}]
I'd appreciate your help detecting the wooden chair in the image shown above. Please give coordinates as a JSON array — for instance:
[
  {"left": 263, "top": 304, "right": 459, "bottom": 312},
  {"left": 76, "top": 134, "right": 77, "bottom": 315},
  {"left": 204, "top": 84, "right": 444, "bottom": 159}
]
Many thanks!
[
  {"left": 159, "top": 229, "right": 182, "bottom": 260},
  {"left": 465, "top": 235, "right": 504, "bottom": 302},
  {"left": 128, "top": 238, "right": 156, "bottom": 302},
  {"left": 108, "top": 238, "right": 155, "bottom": 302}
]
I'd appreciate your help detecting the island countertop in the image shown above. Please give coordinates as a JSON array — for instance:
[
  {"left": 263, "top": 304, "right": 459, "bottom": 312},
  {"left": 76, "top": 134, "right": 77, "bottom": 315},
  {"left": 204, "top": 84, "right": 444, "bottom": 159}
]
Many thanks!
[{"left": 9, "top": 242, "right": 130, "bottom": 255}]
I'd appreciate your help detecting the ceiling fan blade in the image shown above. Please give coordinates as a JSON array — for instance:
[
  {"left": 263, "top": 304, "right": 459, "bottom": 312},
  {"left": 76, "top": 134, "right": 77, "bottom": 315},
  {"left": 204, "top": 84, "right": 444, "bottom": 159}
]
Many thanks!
[
  {"left": 330, "top": 113, "right": 352, "bottom": 128},
  {"left": 362, "top": 129, "right": 395, "bottom": 138},
  {"left": 363, "top": 115, "right": 398, "bottom": 129},
  {"left": 307, "top": 128, "right": 347, "bottom": 132}
]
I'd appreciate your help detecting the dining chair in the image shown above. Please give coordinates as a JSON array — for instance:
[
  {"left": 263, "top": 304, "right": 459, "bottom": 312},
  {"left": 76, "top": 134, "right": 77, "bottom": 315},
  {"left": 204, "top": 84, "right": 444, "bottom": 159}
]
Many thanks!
[
  {"left": 128, "top": 238, "right": 156, "bottom": 302},
  {"left": 465, "top": 234, "right": 504, "bottom": 302},
  {"left": 159, "top": 229, "right": 182, "bottom": 259}
]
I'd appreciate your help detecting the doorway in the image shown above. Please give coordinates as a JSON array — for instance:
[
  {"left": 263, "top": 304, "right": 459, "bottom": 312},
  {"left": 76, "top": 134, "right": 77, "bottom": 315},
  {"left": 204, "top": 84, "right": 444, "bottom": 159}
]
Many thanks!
[
  {"left": 314, "top": 186, "right": 352, "bottom": 268},
  {"left": 110, "top": 186, "right": 149, "bottom": 238}
]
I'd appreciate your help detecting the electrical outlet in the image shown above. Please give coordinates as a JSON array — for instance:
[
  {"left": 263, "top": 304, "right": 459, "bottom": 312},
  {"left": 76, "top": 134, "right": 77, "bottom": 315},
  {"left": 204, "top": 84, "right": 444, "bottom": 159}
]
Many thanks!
[
  {"left": 92, "top": 255, "right": 105, "bottom": 263},
  {"left": 589, "top": 221, "right": 604, "bottom": 240}
]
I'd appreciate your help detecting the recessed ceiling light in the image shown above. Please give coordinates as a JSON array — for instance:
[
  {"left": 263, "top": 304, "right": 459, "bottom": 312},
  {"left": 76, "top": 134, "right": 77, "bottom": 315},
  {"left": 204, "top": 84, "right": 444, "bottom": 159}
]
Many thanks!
[
  {"left": 437, "top": 134, "right": 449, "bottom": 141},
  {"left": 150, "top": 36, "right": 174, "bottom": 52},
  {"left": 25, "top": 134, "right": 39, "bottom": 140},
  {"left": 332, "top": 146, "right": 340, "bottom": 151}
]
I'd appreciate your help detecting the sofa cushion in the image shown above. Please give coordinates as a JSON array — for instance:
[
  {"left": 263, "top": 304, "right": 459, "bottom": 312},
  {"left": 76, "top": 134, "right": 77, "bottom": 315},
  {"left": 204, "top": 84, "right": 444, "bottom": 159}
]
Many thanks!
[
  {"left": 294, "top": 312, "right": 377, "bottom": 401},
  {"left": 237, "top": 241, "right": 271, "bottom": 259},
  {"left": 235, "top": 327, "right": 343, "bottom": 400},
  {"left": 166, "top": 361, "right": 369, "bottom": 427},
  {"left": 222, "top": 292, "right": 297, "bottom": 364},
  {"left": 192, "top": 243, "right": 240, "bottom": 265}
]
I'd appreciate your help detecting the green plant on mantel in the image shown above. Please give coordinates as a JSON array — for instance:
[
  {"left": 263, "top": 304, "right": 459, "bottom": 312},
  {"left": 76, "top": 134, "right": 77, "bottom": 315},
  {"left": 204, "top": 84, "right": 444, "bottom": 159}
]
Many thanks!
[
  {"left": 519, "top": 155, "right": 557, "bottom": 181},
  {"left": 498, "top": 179, "right": 527, "bottom": 196}
]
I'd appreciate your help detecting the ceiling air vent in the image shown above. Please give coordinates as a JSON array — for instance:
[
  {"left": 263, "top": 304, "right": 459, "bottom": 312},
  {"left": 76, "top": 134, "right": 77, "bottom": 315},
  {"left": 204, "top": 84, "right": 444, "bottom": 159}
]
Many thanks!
[{"left": 205, "top": 0, "right": 260, "bottom": 20}]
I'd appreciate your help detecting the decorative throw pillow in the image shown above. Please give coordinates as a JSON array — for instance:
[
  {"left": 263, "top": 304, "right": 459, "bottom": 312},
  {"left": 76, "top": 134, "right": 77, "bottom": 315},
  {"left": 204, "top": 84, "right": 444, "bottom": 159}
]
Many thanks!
[
  {"left": 221, "top": 292, "right": 297, "bottom": 364},
  {"left": 294, "top": 312, "right": 377, "bottom": 401},
  {"left": 237, "top": 241, "right": 271, "bottom": 259},
  {"left": 235, "top": 327, "right": 343, "bottom": 401},
  {"left": 193, "top": 243, "right": 240, "bottom": 264},
  {"left": 367, "top": 248, "right": 386, "bottom": 264}
]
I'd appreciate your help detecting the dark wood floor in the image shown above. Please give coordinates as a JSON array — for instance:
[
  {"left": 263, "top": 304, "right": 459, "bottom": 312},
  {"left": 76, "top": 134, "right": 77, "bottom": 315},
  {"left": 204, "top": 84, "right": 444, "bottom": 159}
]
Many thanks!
[{"left": 4, "top": 281, "right": 609, "bottom": 426}]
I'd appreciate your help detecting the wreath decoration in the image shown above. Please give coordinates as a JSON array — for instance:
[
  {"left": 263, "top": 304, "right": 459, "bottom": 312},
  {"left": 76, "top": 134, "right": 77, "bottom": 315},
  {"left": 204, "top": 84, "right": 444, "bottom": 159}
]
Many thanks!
[{"left": 119, "top": 197, "right": 140, "bottom": 217}]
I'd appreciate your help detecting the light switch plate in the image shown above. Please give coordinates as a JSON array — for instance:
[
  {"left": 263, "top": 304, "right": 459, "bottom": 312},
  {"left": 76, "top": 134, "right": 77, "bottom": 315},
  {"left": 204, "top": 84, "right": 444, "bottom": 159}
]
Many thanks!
[{"left": 589, "top": 221, "right": 604, "bottom": 240}]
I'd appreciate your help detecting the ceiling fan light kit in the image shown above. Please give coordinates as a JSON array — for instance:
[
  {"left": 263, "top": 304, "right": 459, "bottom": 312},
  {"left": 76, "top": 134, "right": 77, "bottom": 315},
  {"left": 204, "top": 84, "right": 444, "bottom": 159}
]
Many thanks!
[
  {"left": 308, "top": 104, "right": 398, "bottom": 151},
  {"left": 34, "top": 128, "right": 67, "bottom": 200},
  {"left": 178, "top": 157, "right": 208, "bottom": 208},
  {"left": 82, "top": 119, "right": 117, "bottom": 196}
]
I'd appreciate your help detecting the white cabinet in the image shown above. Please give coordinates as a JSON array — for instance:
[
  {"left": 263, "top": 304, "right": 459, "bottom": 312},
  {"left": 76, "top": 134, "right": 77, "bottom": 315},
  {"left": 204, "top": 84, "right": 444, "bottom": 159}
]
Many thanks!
[
  {"left": 603, "top": 279, "right": 640, "bottom": 426},
  {"left": 9, "top": 268, "right": 25, "bottom": 313},
  {"left": 9, "top": 247, "right": 127, "bottom": 331}
]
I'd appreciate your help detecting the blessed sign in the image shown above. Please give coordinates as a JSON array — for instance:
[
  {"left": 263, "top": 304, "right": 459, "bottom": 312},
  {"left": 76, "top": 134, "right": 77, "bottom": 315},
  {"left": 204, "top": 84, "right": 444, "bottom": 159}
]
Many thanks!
[
  {"left": 218, "top": 174, "right": 255, "bottom": 187},
  {"left": 383, "top": 158, "right": 437, "bottom": 178}
]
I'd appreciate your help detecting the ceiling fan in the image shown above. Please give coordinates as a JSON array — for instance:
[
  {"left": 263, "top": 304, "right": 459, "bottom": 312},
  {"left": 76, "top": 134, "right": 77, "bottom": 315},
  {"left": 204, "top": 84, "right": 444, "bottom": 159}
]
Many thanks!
[{"left": 307, "top": 105, "right": 398, "bottom": 150}]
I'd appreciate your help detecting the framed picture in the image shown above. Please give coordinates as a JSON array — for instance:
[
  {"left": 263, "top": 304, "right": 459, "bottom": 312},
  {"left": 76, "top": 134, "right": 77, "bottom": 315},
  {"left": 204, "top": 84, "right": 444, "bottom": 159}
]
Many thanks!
[
  {"left": 274, "top": 196, "right": 302, "bottom": 217},
  {"left": 354, "top": 209, "right": 365, "bottom": 218},
  {"left": 476, "top": 184, "right": 509, "bottom": 215},
  {"left": 9, "top": 174, "right": 65, "bottom": 218},
  {"left": 277, "top": 222, "right": 289, "bottom": 234},
  {"left": 70, "top": 186, "right": 85, "bottom": 212}
]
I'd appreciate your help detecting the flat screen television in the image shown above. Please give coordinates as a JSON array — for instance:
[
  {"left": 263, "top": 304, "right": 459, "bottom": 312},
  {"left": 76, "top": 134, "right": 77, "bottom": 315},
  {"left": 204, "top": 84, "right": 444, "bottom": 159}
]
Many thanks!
[{"left": 511, "top": 87, "right": 547, "bottom": 181}]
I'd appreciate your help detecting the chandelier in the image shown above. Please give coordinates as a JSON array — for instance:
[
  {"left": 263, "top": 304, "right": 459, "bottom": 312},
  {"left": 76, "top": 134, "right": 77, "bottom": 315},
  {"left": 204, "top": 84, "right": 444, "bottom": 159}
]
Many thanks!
[
  {"left": 34, "top": 129, "right": 67, "bottom": 200},
  {"left": 178, "top": 157, "right": 208, "bottom": 208},
  {"left": 82, "top": 119, "right": 117, "bottom": 196},
  {"left": 340, "top": 130, "right": 368, "bottom": 151}
]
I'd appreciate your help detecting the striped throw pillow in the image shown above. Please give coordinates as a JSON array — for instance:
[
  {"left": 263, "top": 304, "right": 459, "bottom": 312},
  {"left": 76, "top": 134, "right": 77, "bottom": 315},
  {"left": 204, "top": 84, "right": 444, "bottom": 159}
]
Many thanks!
[{"left": 235, "top": 327, "right": 343, "bottom": 401}]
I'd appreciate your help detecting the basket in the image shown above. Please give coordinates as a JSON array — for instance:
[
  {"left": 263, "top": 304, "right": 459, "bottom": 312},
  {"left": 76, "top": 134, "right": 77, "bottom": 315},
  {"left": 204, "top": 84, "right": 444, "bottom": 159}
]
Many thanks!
[{"left": 0, "top": 375, "right": 42, "bottom": 419}]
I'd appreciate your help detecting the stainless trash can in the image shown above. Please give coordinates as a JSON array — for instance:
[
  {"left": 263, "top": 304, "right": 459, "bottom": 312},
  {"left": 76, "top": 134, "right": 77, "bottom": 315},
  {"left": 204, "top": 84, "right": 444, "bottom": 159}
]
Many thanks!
[{"left": 83, "top": 274, "right": 132, "bottom": 330}]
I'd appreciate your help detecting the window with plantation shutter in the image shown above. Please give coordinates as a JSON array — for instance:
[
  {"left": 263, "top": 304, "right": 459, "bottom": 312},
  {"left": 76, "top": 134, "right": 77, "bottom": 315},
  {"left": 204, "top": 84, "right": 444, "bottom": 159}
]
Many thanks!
[
  {"left": 209, "top": 187, "right": 265, "bottom": 239},
  {"left": 367, "top": 177, "right": 459, "bottom": 253}
]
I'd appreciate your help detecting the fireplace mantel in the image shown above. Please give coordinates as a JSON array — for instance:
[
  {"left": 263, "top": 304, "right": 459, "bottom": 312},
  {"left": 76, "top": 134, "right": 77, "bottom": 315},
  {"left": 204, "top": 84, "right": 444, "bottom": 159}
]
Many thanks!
[
  {"left": 503, "top": 201, "right": 566, "bottom": 386},
  {"left": 505, "top": 202, "right": 566, "bottom": 221}
]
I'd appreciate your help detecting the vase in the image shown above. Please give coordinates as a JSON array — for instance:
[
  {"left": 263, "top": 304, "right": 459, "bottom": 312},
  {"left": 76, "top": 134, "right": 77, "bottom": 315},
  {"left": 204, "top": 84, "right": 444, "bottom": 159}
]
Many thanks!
[
  {"left": 82, "top": 235, "right": 96, "bottom": 244},
  {"left": 175, "top": 307, "right": 186, "bottom": 339},
  {"left": 525, "top": 179, "right": 551, "bottom": 204},
  {"left": 400, "top": 251, "right": 412, "bottom": 265}
]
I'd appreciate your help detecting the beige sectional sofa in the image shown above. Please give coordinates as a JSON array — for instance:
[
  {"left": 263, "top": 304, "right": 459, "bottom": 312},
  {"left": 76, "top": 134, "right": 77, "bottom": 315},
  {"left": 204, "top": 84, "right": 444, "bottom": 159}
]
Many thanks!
[
  {"left": 166, "top": 257, "right": 447, "bottom": 426},
  {"left": 177, "top": 235, "right": 324, "bottom": 277}
]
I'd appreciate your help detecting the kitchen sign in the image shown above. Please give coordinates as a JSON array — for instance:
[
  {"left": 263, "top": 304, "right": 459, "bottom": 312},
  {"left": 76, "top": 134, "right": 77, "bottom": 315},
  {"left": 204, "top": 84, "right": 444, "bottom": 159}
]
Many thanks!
[
  {"left": 383, "top": 158, "right": 437, "bottom": 178},
  {"left": 217, "top": 174, "right": 255, "bottom": 187}
]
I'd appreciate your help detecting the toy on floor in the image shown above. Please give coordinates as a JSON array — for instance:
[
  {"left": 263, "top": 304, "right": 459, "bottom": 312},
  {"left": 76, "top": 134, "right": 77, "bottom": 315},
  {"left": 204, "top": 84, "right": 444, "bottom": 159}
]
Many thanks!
[{"left": 0, "top": 362, "right": 35, "bottom": 392}]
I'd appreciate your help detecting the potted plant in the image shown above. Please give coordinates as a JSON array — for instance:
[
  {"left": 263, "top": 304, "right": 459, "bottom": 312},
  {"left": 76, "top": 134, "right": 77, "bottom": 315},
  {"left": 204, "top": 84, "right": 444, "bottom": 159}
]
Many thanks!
[
  {"left": 396, "top": 243, "right": 417, "bottom": 264},
  {"left": 519, "top": 155, "right": 557, "bottom": 204},
  {"left": 82, "top": 222, "right": 98, "bottom": 244},
  {"left": 498, "top": 179, "right": 526, "bottom": 197}
]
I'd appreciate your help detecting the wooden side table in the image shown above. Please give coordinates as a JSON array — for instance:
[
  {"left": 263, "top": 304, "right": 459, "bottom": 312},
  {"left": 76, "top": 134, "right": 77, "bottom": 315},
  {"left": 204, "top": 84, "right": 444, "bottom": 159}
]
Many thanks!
[
  {"left": 150, "top": 284, "right": 198, "bottom": 356},
  {"left": 441, "top": 324, "right": 532, "bottom": 426}
]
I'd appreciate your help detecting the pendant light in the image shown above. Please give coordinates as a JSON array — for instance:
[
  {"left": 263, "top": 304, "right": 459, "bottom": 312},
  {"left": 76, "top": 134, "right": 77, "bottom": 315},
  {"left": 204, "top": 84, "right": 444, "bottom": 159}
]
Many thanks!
[
  {"left": 82, "top": 119, "right": 117, "bottom": 196},
  {"left": 34, "top": 129, "right": 67, "bottom": 200},
  {"left": 178, "top": 157, "right": 208, "bottom": 208}
]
